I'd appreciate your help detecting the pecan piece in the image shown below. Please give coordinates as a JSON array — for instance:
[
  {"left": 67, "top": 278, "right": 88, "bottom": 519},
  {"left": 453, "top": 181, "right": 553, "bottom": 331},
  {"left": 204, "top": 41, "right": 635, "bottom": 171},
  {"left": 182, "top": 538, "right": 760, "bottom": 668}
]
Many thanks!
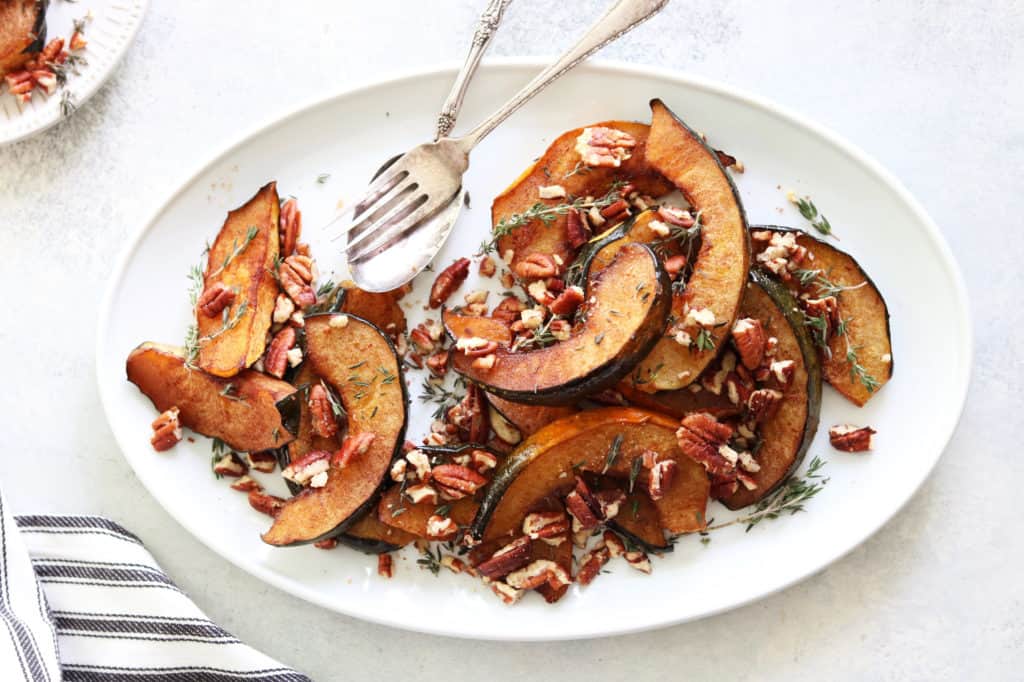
[
  {"left": 829, "top": 424, "right": 875, "bottom": 452},
  {"left": 646, "top": 459, "right": 678, "bottom": 501},
  {"left": 212, "top": 452, "right": 248, "bottom": 477},
  {"left": 522, "top": 511, "right": 570, "bottom": 540},
  {"left": 676, "top": 412, "right": 736, "bottom": 478},
  {"left": 658, "top": 205, "right": 696, "bottom": 227},
  {"left": 446, "top": 384, "right": 489, "bottom": 444},
  {"left": 282, "top": 449, "right": 331, "bottom": 487},
  {"left": 279, "top": 258, "right": 316, "bottom": 308},
  {"left": 492, "top": 296, "right": 526, "bottom": 325},
  {"left": 150, "top": 407, "right": 182, "bottom": 452},
  {"left": 475, "top": 536, "right": 531, "bottom": 579},
  {"left": 747, "top": 388, "right": 783, "bottom": 422},
  {"left": 566, "top": 208, "right": 591, "bottom": 248},
  {"left": 247, "top": 451, "right": 277, "bottom": 473},
  {"left": 565, "top": 490, "right": 600, "bottom": 531},
  {"left": 332, "top": 432, "right": 376, "bottom": 468},
  {"left": 279, "top": 198, "right": 302, "bottom": 256},
  {"left": 431, "top": 464, "right": 487, "bottom": 499},
  {"left": 230, "top": 476, "right": 262, "bottom": 493},
  {"left": 600, "top": 198, "right": 631, "bottom": 222},
  {"left": 514, "top": 253, "right": 558, "bottom": 280},
  {"left": 664, "top": 254, "right": 688, "bottom": 280},
  {"left": 377, "top": 554, "right": 394, "bottom": 578},
  {"left": 574, "top": 126, "right": 636, "bottom": 167},
  {"left": 731, "top": 317, "right": 767, "bottom": 370},
  {"left": 425, "top": 350, "right": 450, "bottom": 377},
  {"left": 314, "top": 538, "right": 338, "bottom": 550},
  {"left": 308, "top": 384, "right": 339, "bottom": 439},
  {"left": 803, "top": 295, "right": 840, "bottom": 338},
  {"left": 264, "top": 327, "right": 297, "bottom": 378},
  {"left": 505, "top": 559, "right": 572, "bottom": 591},
  {"left": 479, "top": 255, "right": 497, "bottom": 277},
  {"left": 248, "top": 490, "right": 287, "bottom": 517},
  {"left": 576, "top": 545, "right": 611, "bottom": 586},
  {"left": 429, "top": 258, "right": 470, "bottom": 308},
  {"left": 548, "top": 285, "right": 585, "bottom": 317}
]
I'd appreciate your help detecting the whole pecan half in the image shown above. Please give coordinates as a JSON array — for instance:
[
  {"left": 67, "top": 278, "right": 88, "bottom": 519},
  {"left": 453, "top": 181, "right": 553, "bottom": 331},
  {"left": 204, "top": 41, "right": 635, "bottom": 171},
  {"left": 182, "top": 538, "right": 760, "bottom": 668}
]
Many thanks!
[
  {"left": 332, "top": 432, "right": 377, "bottom": 468},
  {"left": 514, "top": 253, "right": 558, "bottom": 280},
  {"left": 431, "top": 464, "right": 487, "bottom": 499},
  {"left": 731, "top": 317, "right": 767, "bottom": 369},
  {"left": 676, "top": 412, "right": 736, "bottom": 478},
  {"left": 747, "top": 388, "right": 783, "bottom": 422},
  {"left": 308, "top": 384, "right": 340, "bottom": 439},
  {"left": 279, "top": 256, "right": 317, "bottom": 308},
  {"left": 264, "top": 327, "right": 297, "bottom": 378},
  {"left": 197, "top": 282, "right": 237, "bottom": 318},
  {"left": 475, "top": 536, "right": 531, "bottom": 579},
  {"left": 279, "top": 198, "right": 302, "bottom": 257},
  {"left": 429, "top": 258, "right": 470, "bottom": 308},
  {"left": 522, "top": 511, "right": 570, "bottom": 540},
  {"left": 548, "top": 285, "right": 585, "bottom": 317},
  {"left": 248, "top": 490, "right": 287, "bottom": 517},
  {"left": 829, "top": 424, "right": 875, "bottom": 452}
]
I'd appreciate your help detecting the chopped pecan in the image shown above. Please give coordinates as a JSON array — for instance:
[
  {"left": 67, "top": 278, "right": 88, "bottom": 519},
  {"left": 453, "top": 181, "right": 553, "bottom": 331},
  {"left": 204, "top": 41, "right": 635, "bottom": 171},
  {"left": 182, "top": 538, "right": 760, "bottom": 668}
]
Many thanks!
[
  {"left": 264, "top": 327, "right": 297, "bottom": 378},
  {"left": 803, "top": 295, "right": 840, "bottom": 337},
  {"left": 575, "top": 126, "right": 636, "bottom": 168},
  {"left": 566, "top": 208, "right": 591, "bottom": 248},
  {"left": 197, "top": 283, "right": 236, "bottom": 318},
  {"left": 272, "top": 294, "right": 296, "bottom": 324},
  {"left": 429, "top": 258, "right": 470, "bottom": 308},
  {"left": 446, "top": 384, "right": 489, "bottom": 443},
  {"left": 600, "top": 198, "right": 631, "bottom": 222},
  {"left": 657, "top": 205, "right": 696, "bottom": 227},
  {"left": 247, "top": 450, "right": 277, "bottom": 473},
  {"left": 646, "top": 459, "right": 678, "bottom": 501},
  {"left": 664, "top": 254, "right": 688, "bottom": 280},
  {"left": 770, "top": 359, "right": 796, "bottom": 388},
  {"left": 248, "top": 490, "right": 287, "bottom": 517},
  {"left": 308, "top": 384, "right": 340, "bottom": 439},
  {"left": 490, "top": 581, "right": 524, "bottom": 605},
  {"left": 522, "top": 511, "right": 570, "bottom": 540},
  {"left": 492, "top": 296, "right": 526, "bottom": 325},
  {"left": 425, "top": 350, "right": 450, "bottom": 377},
  {"left": 230, "top": 476, "right": 262, "bottom": 493},
  {"left": 279, "top": 198, "right": 302, "bottom": 256},
  {"left": 440, "top": 555, "right": 474, "bottom": 576},
  {"left": 213, "top": 452, "right": 248, "bottom": 477},
  {"left": 282, "top": 450, "right": 330, "bottom": 487},
  {"left": 455, "top": 337, "right": 499, "bottom": 358},
  {"left": 476, "top": 536, "right": 532, "bottom": 579},
  {"left": 409, "top": 323, "right": 437, "bottom": 354},
  {"left": 279, "top": 256, "right": 317, "bottom": 308},
  {"left": 731, "top": 318, "right": 767, "bottom": 369},
  {"left": 624, "top": 550, "right": 652, "bottom": 574},
  {"left": 332, "top": 432, "right": 376, "bottom": 468},
  {"left": 431, "top": 464, "right": 487, "bottom": 499},
  {"left": 725, "top": 372, "right": 752, "bottom": 406},
  {"left": 404, "top": 483, "right": 439, "bottom": 505},
  {"left": 150, "top": 407, "right": 182, "bottom": 452},
  {"left": 377, "top": 554, "right": 394, "bottom": 578},
  {"left": 69, "top": 30, "right": 87, "bottom": 52},
  {"left": 593, "top": 489, "right": 626, "bottom": 521},
  {"left": 829, "top": 424, "right": 875, "bottom": 452},
  {"left": 747, "top": 389, "right": 784, "bottom": 422},
  {"left": 514, "top": 253, "right": 558, "bottom": 280},
  {"left": 479, "top": 255, "right": 497, "bottom": 277},
  {"left": 549, "top": 285, "right": 585, "bottom": 317},
  {"left": 505, "top": 559, "right": 572, "bottom": 591},
  {"left": 565, "top": 490, "right": 600, "bottom": 531},
  {"left": 676, "top": 412, "right": 736, "bottom": 477},
  {"left": 576, "top": 546, "right": 610, "bottom": 586},
  {"left": 314, "top": 538, "right": 338, "bottom": 550},
  {"left": 40, "top": 37, "right": 64, "bottom": 64},
  {"left": 603, "top": 530, "right": 626, "bottom": 557},
  {"left": 426, "top": 515, "right": 459, "bottom": 539},
  {"left": 471, "top": 449, "right": 498, "bottom": 474}
]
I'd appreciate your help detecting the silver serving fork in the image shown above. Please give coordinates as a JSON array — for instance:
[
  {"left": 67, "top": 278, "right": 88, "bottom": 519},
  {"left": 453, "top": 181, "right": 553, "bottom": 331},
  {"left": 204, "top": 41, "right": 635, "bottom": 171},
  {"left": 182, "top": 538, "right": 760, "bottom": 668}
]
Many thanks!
[{"left": 339, "top": 0, "right": 669, "bottom": 292}]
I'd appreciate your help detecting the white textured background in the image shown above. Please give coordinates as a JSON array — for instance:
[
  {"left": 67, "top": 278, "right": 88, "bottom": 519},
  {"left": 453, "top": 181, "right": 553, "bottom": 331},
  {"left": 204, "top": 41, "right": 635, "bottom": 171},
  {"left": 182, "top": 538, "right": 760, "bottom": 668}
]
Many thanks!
[{"left": 2, "top": 1, "right": 1021, "bottom": 680}]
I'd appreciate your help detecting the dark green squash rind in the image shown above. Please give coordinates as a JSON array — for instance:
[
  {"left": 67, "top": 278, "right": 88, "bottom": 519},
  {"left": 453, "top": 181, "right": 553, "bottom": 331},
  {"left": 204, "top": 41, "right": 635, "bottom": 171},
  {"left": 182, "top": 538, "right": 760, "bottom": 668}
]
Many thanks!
[{"left": 720, "top": 270, "right": 823, "bottom": 509}]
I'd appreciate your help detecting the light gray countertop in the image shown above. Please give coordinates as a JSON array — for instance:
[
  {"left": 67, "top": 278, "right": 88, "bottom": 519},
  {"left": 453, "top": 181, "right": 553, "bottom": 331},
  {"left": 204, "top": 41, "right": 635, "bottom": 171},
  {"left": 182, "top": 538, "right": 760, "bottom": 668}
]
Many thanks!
[{"left": 1, "top": 1, "right": 1020, "bottom": 679}]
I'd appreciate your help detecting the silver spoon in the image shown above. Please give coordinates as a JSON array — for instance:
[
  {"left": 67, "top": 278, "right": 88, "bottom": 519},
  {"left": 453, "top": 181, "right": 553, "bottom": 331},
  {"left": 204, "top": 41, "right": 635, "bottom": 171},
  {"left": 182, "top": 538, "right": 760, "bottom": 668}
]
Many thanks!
[{"left": 342, "top": 0, "right": 669, "bottom": 292}]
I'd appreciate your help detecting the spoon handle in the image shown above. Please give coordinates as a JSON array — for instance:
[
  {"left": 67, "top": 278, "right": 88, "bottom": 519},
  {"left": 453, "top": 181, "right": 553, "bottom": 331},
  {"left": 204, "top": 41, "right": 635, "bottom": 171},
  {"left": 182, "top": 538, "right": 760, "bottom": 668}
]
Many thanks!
[
  {"left": 435, "top": 0, "right": 513, "bottom": 140},
  {"left": 455, "top": 0, "right": 668, "bottom": 151}
]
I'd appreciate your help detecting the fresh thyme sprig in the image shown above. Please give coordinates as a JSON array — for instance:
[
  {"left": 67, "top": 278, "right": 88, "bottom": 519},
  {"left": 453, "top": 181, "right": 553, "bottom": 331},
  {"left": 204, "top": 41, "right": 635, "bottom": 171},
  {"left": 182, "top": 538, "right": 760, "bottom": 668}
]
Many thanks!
[
  {"left": 511, "top": 315, "right": 559, "bottom": 352},
  {"left": 199, "top": 301, "right": 248, "bottom": 345},
  {"left": 478, "top": 181, "right": 626, "bottom": 255},
  {"left": 416, "top": 545, "right": 443, "bottom": 576},
  {"left": 694, "top": 327, "right": 716, "bottom": 352},
  {"left": 207, "top": 225, "right": 258, "bottom": 279},
  {"left": 795, "top": 269, "right": 879, "bottom": 393},
  {"left": 788, "top": 193, "right": 835, "bottom": 238},
  {"left": 59, "top": 90, "right": 76, "bottom": 118},
  {"left": 703, "top": 456, "right": 829, "bottom": 533},
  {"left": 183, "top": 262, "right": 205, "bottom": 366},
  {"left": 562, "top": 161, "right": 592, "bottom": 180},
  {"left": 601, "top": 435, "right": 624, "bottom": 474},
  {"left": 419, "top": 378, "right": 465, "bottom": 420},
  {"left": 628, "top": 457, "right": 643, "bottom": 493},
  {"left": 210, "top": 438, "right": 227, "bottom": 479}
]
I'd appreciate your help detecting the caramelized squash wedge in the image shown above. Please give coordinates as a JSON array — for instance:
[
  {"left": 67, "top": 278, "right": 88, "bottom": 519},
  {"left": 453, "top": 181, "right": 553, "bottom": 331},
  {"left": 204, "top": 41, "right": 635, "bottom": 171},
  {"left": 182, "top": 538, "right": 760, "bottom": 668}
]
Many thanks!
[
  {"left": 629, "top": 99, "right": 751, "bottom": 392},
  {"left": 0, "top": 0, "right": 46, "bottom": 77},
  {"left": 338, "top": 513, "right": 416, "bottom": 554},
  {"left": 470, "top": 408, "right": 709, "bottom": 544},
  {"left": 335, "top": 284, "right": 407, "bottom": 336},
  {"left": 441, "top": 309, "right": 512, "bottom": 347},
  {"left": 720, "top": 271, "right": 822, "bottom": 509},
  {"left": 126, "top": 342, "right": 295, "bottom": 452},
  {"left": 493, "top": 121, "right": 673, "bottom": 280},
  {"left": 587, "top": 475, "right": 672, "bottom": 553},
  {"left": 450, "top": 242, "right": 670, "bottom": 405},
  {"left": 486, "top": 394, "right": 577, "bottom": 444},
  {"left": 752, "top": 225, "right": 892, "bottom": 406},
  {"left": 197, "top": 182, "right": 281, "bottom": 378},
  {"left": 262, "top": 313, "right": 407, "bottom": 546}
]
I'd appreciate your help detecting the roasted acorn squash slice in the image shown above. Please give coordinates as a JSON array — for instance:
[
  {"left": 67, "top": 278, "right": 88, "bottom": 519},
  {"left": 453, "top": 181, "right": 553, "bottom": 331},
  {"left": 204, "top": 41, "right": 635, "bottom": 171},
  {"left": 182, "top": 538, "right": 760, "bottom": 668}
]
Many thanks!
[
  {"left": 262, "top": 313, "right": 407, "bottom": 546},
  {"left": 752, "top": 225, "right": 892, "bottom": 406},
  {"left": 720, "top": 271, "right": 823, "bottom": 509},
  {"left": 197, "top": 182, "right": 281, "bottom": 378},
  {"left": 492, "top": 120, "right": 673, "bottom": 280},
  {"left": 628, "top": 99, "right": 751, "bottom": 392},
  {"left": 0, "top": 0, "right": 46, "bottom": 78},
  {"left": 469, "top": 407, "right": 709, "bottom": 544},
  {"left": 450, "top": 242, "right": 670, "bottom": 405},
  {"left": 126, "top": 342, "right": 295, "bottom": 452}
]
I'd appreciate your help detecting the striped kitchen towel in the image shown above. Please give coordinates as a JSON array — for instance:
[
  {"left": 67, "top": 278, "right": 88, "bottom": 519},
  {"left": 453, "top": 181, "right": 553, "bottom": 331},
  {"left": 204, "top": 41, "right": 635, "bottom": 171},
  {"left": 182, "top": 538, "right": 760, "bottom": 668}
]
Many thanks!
[{"left": 0, "top": 492, "right": 311, "bottom": 681}]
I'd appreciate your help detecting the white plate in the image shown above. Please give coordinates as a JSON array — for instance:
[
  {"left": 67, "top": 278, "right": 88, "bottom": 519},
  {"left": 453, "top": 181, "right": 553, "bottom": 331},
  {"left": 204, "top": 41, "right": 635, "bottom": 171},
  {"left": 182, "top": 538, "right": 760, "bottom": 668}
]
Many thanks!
[
  {"left": 96, "top": 59, "right": 971, "bottom": 641},
  {"left": 0, "top": 0, "right": 147, "bottom": 146}
]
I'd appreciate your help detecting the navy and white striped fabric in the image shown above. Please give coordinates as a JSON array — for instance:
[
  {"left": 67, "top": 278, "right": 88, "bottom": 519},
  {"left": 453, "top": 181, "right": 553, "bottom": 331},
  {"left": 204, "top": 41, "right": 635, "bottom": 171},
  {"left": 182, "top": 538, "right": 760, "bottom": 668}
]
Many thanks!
[{"left": 0, "top": 492, "right": 310, "bottom": 681}]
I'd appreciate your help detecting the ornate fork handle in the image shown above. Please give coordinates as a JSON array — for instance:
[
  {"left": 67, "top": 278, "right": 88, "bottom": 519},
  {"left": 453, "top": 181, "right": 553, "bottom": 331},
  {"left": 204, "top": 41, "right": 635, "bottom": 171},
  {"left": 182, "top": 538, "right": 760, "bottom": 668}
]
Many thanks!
[
  {"left": 436, "top": 0, "right": 513, "bottom": 139},
  {"left": 454, "top": 0, "right": 668, "bottom": 151}
]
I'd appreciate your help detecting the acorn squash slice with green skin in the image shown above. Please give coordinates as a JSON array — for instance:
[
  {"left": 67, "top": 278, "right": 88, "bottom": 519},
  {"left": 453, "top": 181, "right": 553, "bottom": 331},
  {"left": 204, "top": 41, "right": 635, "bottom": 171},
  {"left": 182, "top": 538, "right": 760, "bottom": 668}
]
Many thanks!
[
  {"left": 0, "top": 0, "right": 46, "bottom": 78},
  {"left": 273, "top": 363, "right": 413, "bottom": 552},
  {"left": 485, "top": 393, "right": 577, "bottom": 445},
  {"left": 197, "top": 182, "right": 281, "bottom": 378},
  {"left": 469, "top": 407, "right": 710, "bottom": 544},
  {"left": 126, "top": 342, "right": 295, "bottom": 452},
  {"left": 449, "top": 242, "right": 671, "bottom": 406},
  {"left": 262, "top": 313, "right": 407, "bottom": 546},
  {"left": 627, "top": 99, "right": 751, "bottom": 392},
  {"left": 719, "top": 270, "right": 823, "bottom": 509},
  {"left": 492, "top": 120, "right": 673, "bottom": 282},
  {"left": 751, "top": 225, "right": 892, "bottom": 406}
]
